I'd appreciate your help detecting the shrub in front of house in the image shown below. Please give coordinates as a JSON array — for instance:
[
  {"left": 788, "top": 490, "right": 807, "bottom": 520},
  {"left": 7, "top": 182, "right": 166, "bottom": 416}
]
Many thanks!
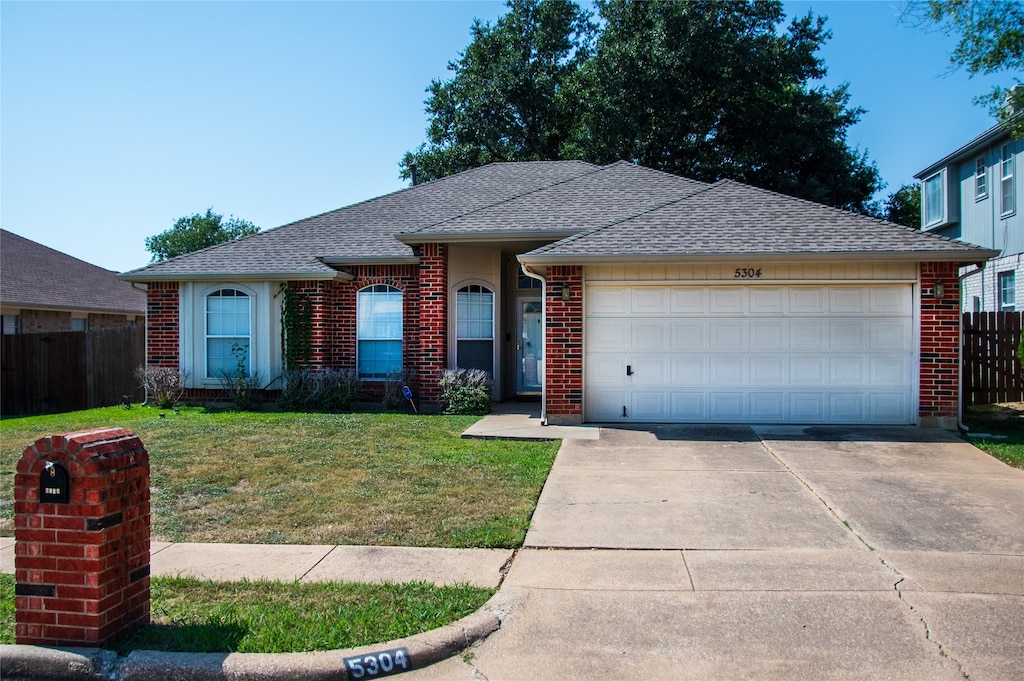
[
  {"left": 439, "top": 368, "right": 491, "bottom": 415},
  {"left": 278, "top": 367, "right": 360, "bottom": 412},
  {"left": 136, "top": 366, "right": 188, "bottom": 409}
]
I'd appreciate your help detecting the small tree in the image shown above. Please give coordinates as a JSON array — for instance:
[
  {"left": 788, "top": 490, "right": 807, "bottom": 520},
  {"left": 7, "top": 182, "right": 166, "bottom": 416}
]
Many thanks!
[{"left": 146, "top": 208, "right": 259, "bottom": 261}]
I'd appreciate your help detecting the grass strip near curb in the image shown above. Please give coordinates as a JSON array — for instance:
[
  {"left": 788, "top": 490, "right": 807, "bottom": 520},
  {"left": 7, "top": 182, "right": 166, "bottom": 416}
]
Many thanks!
[
  {"left": 0, "top": 573, "right": 493, "bottom": 653},
  {"left": 1, "top": 407, "right": 559, "bottom": 547},
  {"left": 963, "top": 403, "right": 1024, "bottom": 469}
]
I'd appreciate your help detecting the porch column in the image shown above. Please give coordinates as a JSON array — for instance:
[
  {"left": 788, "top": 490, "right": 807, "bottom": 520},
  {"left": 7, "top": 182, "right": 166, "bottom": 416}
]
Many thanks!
[
  {"left": 418, "top": 244, "right": 448, "bottom": 405},
  {"left": 545, "top": 266, "right": 584, "bottom": 424},
  {"left": 919, "top": 261, "right": 961, "bottom": 428}
]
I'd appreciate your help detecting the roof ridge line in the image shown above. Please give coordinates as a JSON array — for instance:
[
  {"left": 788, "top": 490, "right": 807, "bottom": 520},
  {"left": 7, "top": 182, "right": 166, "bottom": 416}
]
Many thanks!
[
  {"left": 398, "top": 161, "right": 604, "bottom": 235},
  {"left": 530, "top": 181, "right": 720, "bottom": 256}
]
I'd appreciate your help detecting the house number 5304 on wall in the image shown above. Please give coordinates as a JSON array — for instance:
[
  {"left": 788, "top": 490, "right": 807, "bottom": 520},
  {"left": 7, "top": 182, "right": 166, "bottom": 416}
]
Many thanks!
[{"left": 734, "top": 267, "right": 763, "bottom": 279}]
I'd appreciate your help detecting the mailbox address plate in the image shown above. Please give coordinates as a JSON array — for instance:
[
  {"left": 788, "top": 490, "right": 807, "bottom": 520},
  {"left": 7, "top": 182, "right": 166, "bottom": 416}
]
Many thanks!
[{"left": 40, "top": 462, "right": 70, "bottom": 504}]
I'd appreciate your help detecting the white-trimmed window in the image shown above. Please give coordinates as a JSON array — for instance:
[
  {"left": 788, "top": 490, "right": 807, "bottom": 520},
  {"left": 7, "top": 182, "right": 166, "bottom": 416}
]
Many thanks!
[
  {"left": 1001, "top": 143, "right": 1015, "bottom": 216},
  {"left": 923, "top": 170, "right": 945, "bottom": 227},
  {"left": 456, "top": 284, "right": 494, "bottom": 374},
  {"left": 206, "top": 288, "right": 251, "bottom": 378},
  {"left": 975, "top": 156, "right": 987, "bottom": 200},
  {"left": 1, "top": 314, "right": 20, "bottom": 335},
  {"left": 357, "top": 284, "right": 403, "bottom": 379},
  {"left": 998, "top": 271, "right": 1016, "bottom": 312}
]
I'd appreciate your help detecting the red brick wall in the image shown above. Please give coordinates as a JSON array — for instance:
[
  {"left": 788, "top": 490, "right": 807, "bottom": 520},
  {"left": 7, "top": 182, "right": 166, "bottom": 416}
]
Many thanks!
[
  {"left": 417, "top": 245, "right": 448, "bottom": 404},
  {"left": 14, "top": 428, "right": 150, "bottom": 646},
  {"left": 146, "top": 281, "right": 179, "bottom": 369},
  {"left": 919, "top": 262, "right": 961, "bottom": 427},
  {"left": 545, "top": 266, "right": 584, "bottom": 424}
]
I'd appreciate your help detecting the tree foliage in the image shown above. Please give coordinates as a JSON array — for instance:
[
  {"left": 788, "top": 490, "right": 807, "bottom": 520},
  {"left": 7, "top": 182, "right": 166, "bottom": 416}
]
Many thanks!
[
  {"left": 883, "top": 183, "right": 922, "bottom": 228},
  {"left": 904, "top": 0, "right": 1024, "bottom": 137},
  {"left": 402, "top": 0, "right": 882, "bottom": 212},
  {"left": 146, "top": 208, "right": 259, "bottom": 261},
  {"left": 401, "top": 0, "right": 595, "bottom": 182}
]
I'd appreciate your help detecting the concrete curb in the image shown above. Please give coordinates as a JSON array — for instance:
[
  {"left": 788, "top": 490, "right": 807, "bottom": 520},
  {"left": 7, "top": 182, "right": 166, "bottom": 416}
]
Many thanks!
[{"left": 1, "top": 596, "right": 502, "bottom": 681}]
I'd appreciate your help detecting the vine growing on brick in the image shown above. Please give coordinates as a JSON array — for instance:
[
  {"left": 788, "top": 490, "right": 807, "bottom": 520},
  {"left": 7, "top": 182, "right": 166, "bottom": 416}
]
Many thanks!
[{"left": 277, "top": 283, "right": 313, "bottom": 371}]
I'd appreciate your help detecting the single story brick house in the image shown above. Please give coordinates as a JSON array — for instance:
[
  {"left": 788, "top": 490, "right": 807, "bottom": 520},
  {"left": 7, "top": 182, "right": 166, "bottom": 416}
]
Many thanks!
[{"left": 120, "top": 161, "right": 996, "bottom": 427}]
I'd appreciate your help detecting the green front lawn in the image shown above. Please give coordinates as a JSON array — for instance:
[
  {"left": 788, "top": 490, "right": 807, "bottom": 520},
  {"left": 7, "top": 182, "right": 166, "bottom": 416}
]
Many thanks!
[
  {"left": 0, "top": 573, "right": 493, "bottom": 652},
  {"left": 1, "top": 406, "right": 559, "bottom": 547},
  {"left": 963, "top": 403, "right": 1024, "bottom": 469}
]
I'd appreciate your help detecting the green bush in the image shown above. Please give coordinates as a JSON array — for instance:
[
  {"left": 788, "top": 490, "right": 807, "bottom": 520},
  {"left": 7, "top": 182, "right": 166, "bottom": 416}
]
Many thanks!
[
  {"left": 439, "top": 369, "right": 491, "bottom": 415},
  {"left": 382, "top": 369, "right": 416, "bottom": 411},
  {"left": 278, "top": 367, "right": 360, "bottom": 412}
]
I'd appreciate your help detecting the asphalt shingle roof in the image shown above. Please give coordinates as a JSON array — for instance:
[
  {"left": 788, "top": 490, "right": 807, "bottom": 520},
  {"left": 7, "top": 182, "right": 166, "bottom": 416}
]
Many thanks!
[
  {"left": 120, "top": 162, "right": 994, "bottom": 281},
  {"left": 121, "top": 161, "right": 598, "bottom": 279},
  {"left": 1, "top": 230, "right": 146, "bottom": 314},
  {"left": 521, "top": 180, "right": 996, "bottom": 262}
]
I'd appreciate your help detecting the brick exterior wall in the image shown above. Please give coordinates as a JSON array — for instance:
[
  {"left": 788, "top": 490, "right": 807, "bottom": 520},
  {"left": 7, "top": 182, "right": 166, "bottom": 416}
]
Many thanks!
[
  {"left": 417, "top": 245, "right": 448, "bottom": 404},
  {"left": 920, "top": 262, "right": 962, "bottom": 428},
  {"left": 14, "top": 428, "right": 150, "bottom": 646},
  {"left": 146, "top": 281, "right": 179, "bottom": 369},
  {"left": 544, "top": 266, "right": 584, "bottom": 424},
  {"left": 19, "top": 310, "right": 71, "bottom": 333}
]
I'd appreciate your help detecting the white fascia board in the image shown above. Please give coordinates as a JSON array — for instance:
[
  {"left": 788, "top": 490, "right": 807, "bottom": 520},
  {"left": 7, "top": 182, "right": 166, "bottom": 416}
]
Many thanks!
[
  {"left": 517, "top": 250, "right": 1000, "bottom": 266},
  {"left": 117, "top": 271, "right": 353, "bottom": 283},
  {"left": 395, "top": 231, "right": 577, "bottom": 245}
]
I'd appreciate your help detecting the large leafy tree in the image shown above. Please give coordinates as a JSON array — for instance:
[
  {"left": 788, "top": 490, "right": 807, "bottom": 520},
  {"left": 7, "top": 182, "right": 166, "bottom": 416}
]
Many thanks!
[
  {"left": 904, "top": 0, "right": 1023, "bottom": 137},
  {"left": 883, "top": 183, "right": 922, "bottom": 228},
  {"left": 145, "top": 208, "right": 259, "bottom": 262},
  {"left": 402, "top": 0, "right": 882, "bottom": 212},
  {"left": 573, "top": 0, "right": 880, "bottom": 211},
  {"left": 400, "top": 0, "right": 595, "bottom": 183}
]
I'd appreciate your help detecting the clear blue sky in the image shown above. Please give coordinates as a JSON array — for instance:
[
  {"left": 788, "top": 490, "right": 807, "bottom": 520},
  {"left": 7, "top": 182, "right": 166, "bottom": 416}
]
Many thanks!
[{"left": 1, "top": 1, "right": 1009, "bottom": 273}]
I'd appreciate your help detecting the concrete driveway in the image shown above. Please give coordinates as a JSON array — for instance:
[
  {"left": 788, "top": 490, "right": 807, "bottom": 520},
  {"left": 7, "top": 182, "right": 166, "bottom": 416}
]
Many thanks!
[{"left": 411, "top": 425, "right": 1024, "bottom": 680}]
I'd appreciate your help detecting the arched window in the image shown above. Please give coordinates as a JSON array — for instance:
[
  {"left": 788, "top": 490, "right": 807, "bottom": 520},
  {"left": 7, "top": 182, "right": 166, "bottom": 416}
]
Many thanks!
[
  {"left": 206, "top": 288, "right": 250, "bottom": 378},
  {"left": 456, "top": 284, "right": 494, "bottom": 374},
  {"left": 357, "top": 284, "right": 403, "bottom": 378}
]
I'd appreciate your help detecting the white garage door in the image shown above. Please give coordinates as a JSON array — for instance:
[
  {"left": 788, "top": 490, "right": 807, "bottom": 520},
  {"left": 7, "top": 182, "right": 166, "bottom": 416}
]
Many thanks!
[{"left": 585, "top": 284, "right": 915, "bottom": 424}]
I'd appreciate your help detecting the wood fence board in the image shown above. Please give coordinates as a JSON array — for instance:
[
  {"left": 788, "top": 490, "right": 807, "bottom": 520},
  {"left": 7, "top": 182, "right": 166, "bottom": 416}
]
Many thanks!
[{"left": 962, "top": 311, "right": 1024, "bottom": 407}]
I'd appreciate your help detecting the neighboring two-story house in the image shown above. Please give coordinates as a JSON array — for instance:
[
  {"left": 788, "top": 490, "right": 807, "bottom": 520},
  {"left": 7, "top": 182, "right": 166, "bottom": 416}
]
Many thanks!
[{"left": 915, "top": 122, "right": 1022, "bottom": 312}]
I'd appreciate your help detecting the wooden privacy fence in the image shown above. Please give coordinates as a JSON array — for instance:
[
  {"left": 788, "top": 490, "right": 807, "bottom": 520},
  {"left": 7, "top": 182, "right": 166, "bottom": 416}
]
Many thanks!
[
  {"left": 962, "top": 311, "right": 1023, "bottom": 407},
  {"left": 1, "top": 326, "right": 144, "bottom": 416}
]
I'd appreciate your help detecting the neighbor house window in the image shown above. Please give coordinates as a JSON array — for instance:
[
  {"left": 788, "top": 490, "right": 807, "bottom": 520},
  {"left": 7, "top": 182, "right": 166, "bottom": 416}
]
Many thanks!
[
  {"left": 456, "top": 284, "right": 494, "bottom": 374},
  {"left": 998, "top": 271, "right": 1016, "bottom": 312},
  {"left": 1, "top": 314, "right": 20, "bottom": 335},
  {"left": 70, "top": 318, "right": 87, "bottom": 332},
  {"left": 975, "top": 156, "right": 987, "bottom": 200},
  {"left": 357, "top": 284, "right": 403, "bottom": 379},
  {"left": 1001, "top": 143, "right": 1015, "bottom": 216},
  {"left": 923, "top": 170, "right": 945, "bottom": 226},
  {"left": 206, "top": 288, "right": 250, "bottom": 378}
]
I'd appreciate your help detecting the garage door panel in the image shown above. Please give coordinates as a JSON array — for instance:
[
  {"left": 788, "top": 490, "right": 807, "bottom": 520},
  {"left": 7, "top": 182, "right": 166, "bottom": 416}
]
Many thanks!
[
  {"left": 709, "top": 287, "right": 746, "bottom": 314},
  {"left": 585, "top": 284, "right": 914, "bottom": 425}
]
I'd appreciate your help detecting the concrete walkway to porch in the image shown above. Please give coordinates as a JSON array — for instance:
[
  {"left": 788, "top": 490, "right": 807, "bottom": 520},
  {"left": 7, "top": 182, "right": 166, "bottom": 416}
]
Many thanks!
[{"left": 461, "top": 401, "right": 600, "bottom": 441}]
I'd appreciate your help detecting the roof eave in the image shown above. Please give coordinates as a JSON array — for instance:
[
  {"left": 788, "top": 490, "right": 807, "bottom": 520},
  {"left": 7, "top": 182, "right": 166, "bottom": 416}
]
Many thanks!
[
  {"left": 319, "top": 256, "right": 421, "bottom": 266},
  {"left": 914, "top": 119, "right": 1015, "bottom": 179},
  {"left": 117, "top": 270, "right": 353, "bottom": 283},
  {"left": 518, "top": 250, "right": 1000, "bottom": 266}
]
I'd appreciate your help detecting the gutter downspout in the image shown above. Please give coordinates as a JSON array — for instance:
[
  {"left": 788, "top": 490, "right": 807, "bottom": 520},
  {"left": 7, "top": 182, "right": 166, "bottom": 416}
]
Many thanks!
[
  {"left": 958, "top": 263, "right": 986, "bottom": 432},
  {"left": 520, "top": 263, "right": 548, "bottom": 426}
]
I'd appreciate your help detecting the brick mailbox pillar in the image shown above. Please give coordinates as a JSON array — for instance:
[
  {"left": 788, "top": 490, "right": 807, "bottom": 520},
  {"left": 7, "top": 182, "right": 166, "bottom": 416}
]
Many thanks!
[{"left": 14, "top": 427, "right": 150, "bottom": 646}]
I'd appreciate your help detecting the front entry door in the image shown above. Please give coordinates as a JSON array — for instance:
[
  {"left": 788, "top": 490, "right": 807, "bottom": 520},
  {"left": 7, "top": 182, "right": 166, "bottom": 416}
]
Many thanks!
[{"left": 516, "top": 298, "right": 543, "bottom": 394}]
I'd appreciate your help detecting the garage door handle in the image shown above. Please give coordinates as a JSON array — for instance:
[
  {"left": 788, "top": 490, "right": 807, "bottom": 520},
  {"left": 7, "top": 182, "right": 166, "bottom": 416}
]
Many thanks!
[{"left": 626, "top": 365, "right": 633, "bottom": 376}]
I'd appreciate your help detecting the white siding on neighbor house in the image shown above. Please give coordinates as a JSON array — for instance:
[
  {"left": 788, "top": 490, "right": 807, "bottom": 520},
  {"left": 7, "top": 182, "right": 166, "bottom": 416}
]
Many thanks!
[
  {"left": 961, "top": 254, "right": 1024, "bottom": 312},
  {"left": 179, "top": 281, "right": 283, "bottom": 390}
]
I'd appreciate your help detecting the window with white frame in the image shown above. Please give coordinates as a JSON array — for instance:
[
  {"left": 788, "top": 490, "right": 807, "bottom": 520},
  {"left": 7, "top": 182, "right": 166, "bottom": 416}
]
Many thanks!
[
  {"left": 998, "top": 271, "right": 1016, "bottom": 312},
  {"left": 357, "top": 284, "right": 403, "bottom": 379},
  {"left": 975, "top": 156, "right": 987, "bottom": 200},
  {"left": 456, "top": 284, "right": 494, "bottom": 374},
  {"left": 923, "top": 170, "right": 945, "bottom": 226},
  {"left": 1, "top": 314, "right": 20, "bottom": 335},
  {"left": 206, "top": 288, "right": 250, "bottom": 378},
  {"left": 1001, "top": 143, "right": 1015, "bottom": 216}
]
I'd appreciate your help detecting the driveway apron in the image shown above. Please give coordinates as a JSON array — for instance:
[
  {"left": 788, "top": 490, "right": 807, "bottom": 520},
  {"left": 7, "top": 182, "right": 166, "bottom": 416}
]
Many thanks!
[{"left": 409, "top": 425, "right": 1024, "bottom": 681}]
